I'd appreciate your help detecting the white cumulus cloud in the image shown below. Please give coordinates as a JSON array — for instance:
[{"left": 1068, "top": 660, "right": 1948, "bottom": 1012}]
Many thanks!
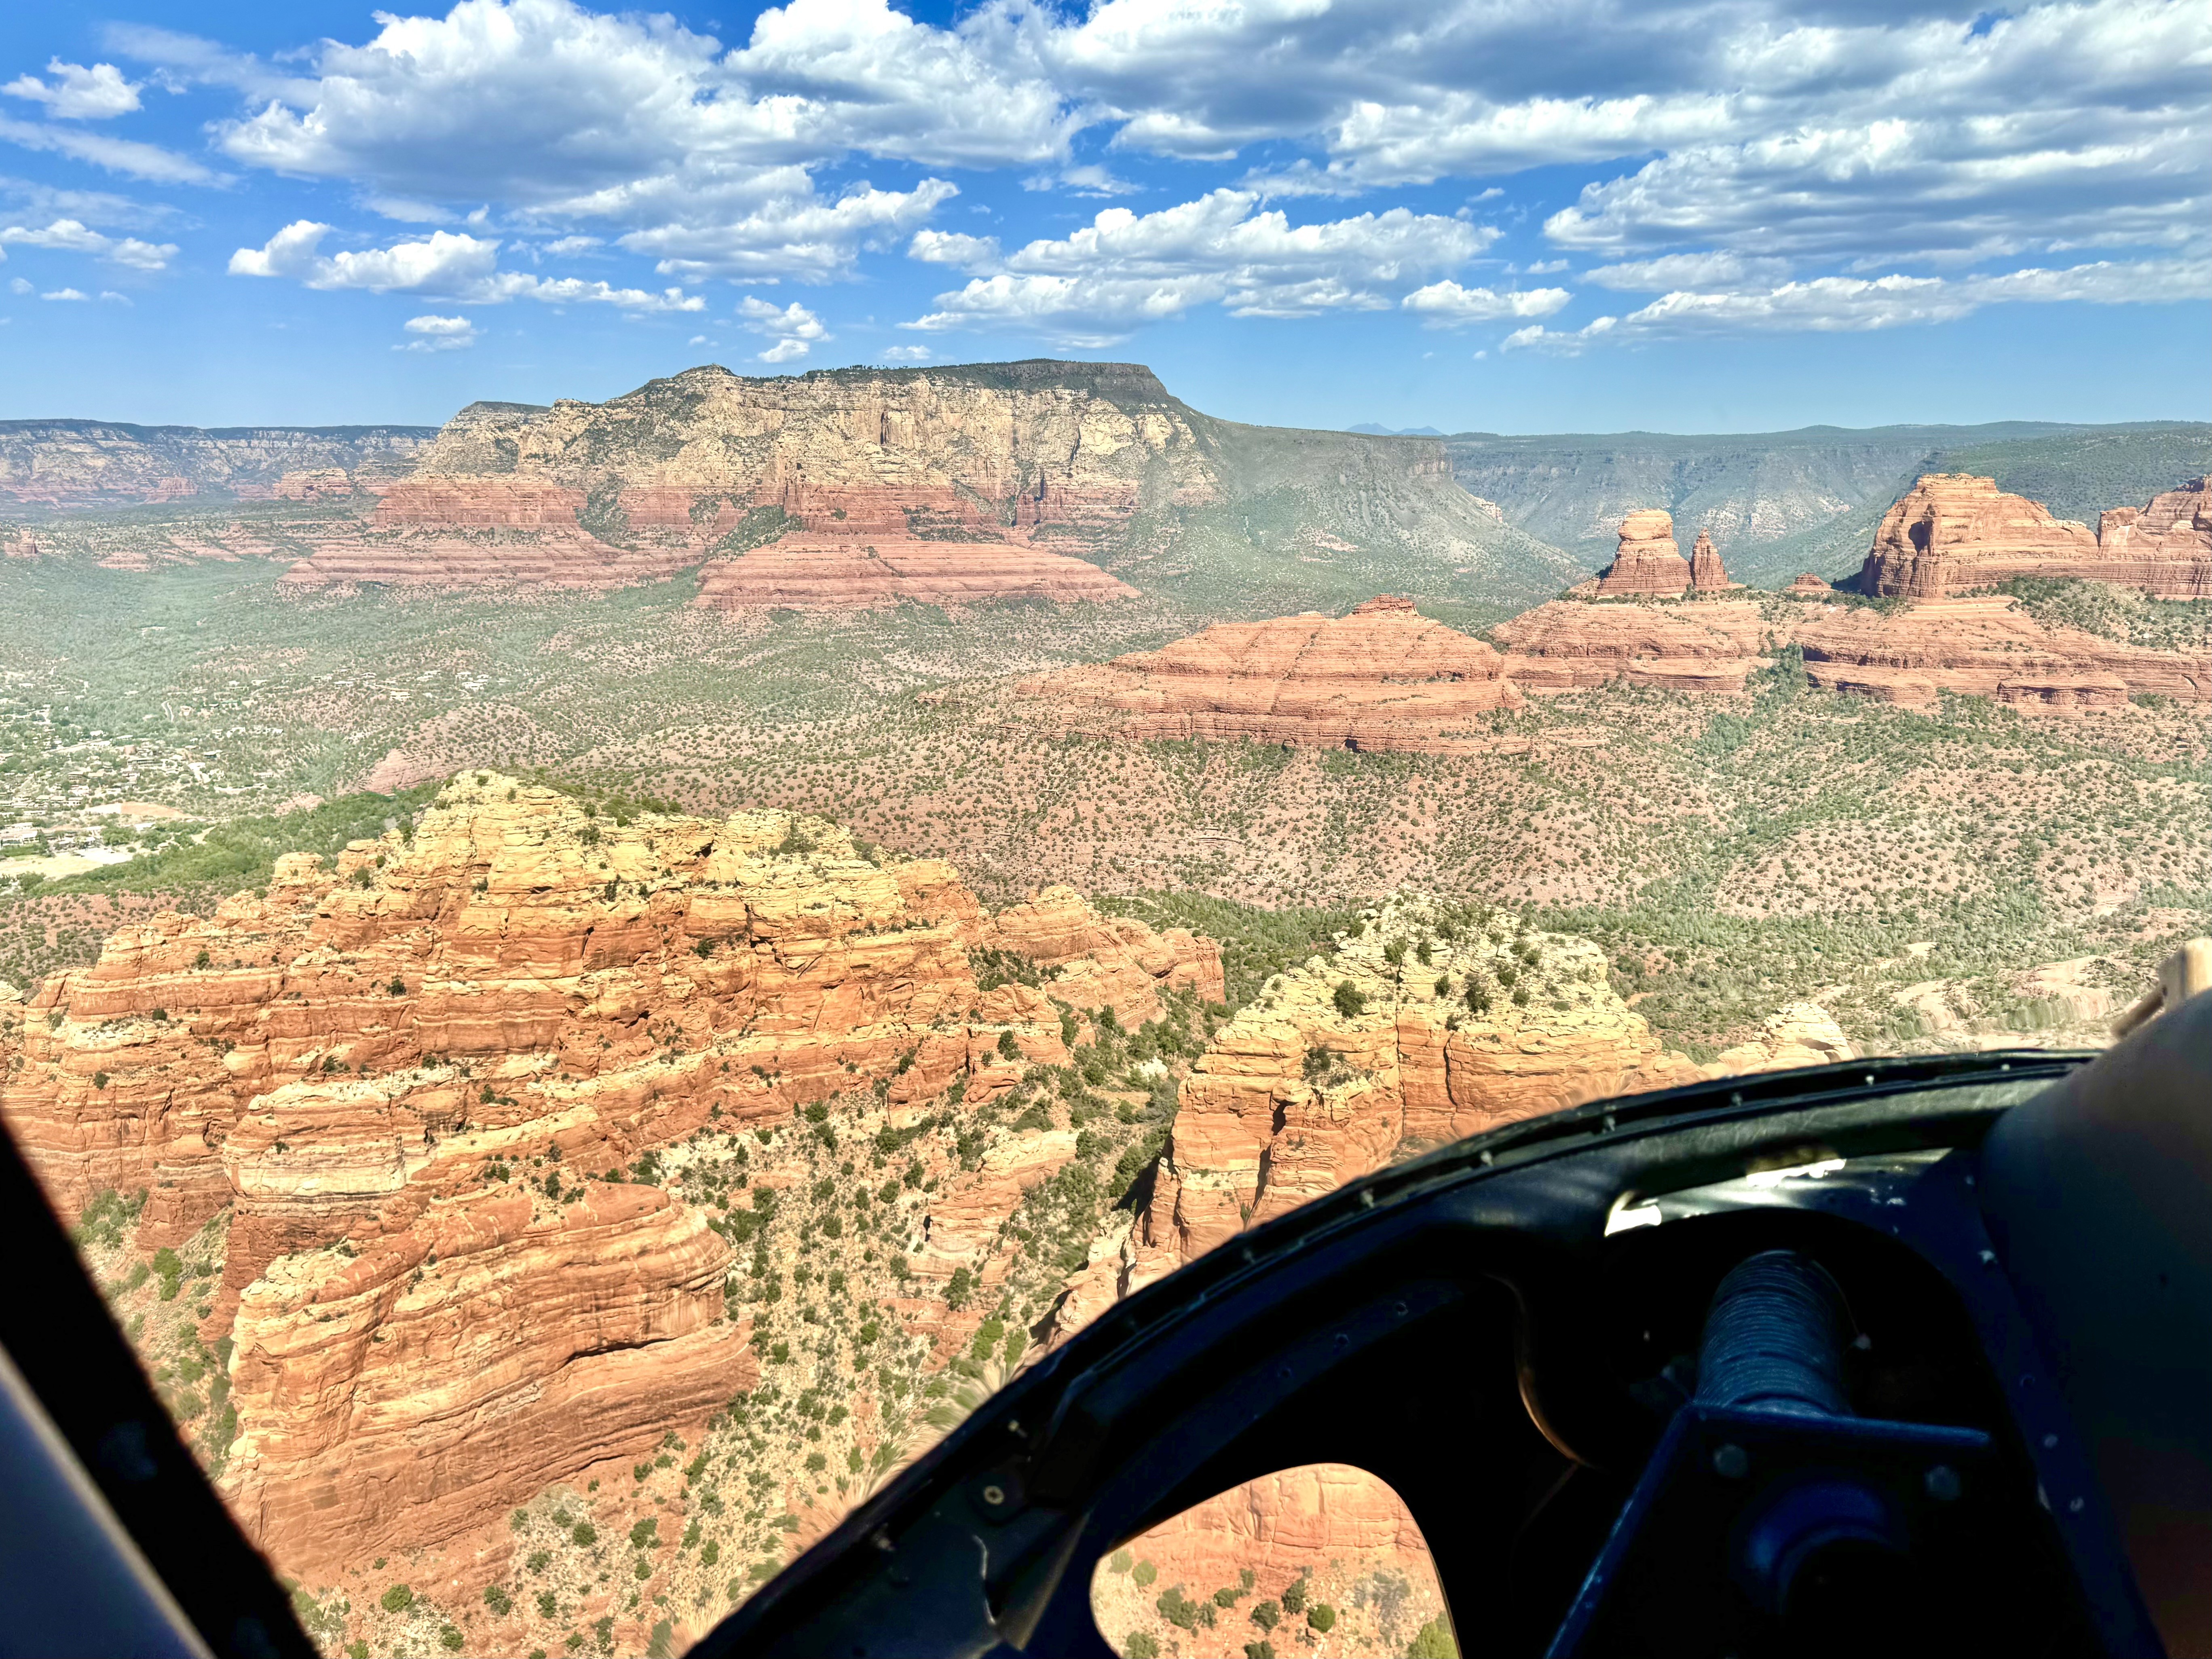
[
  {"left": 398, "top": 313, "right": 477, "bottom": 349},
  {"left": 87, "top": 0, "right": 2212, "bottom": 343},
  {"left": 1503, "top": 256, "right": 2209, "bottom": 351},
  {"left": 1401, "top": 279, "right": 1571, "bottom": 326},
  {"left": 228, "top": 220, "right": 702, "bottom": 309},
  {"left": 737, "top": 294, "right": 829, "bottom": 363},
  {"left": 0, "top": 217, "right": 178, "bottom": 271},
  {"left": 907, "top": 188, "right": 1492, "bottom": 342},
  {"left": 2, "top": 60, "right": 144, "bottom": 120}
]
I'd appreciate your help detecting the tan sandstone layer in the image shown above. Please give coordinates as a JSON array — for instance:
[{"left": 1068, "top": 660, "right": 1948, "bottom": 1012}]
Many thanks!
[{"left": 1854, "top": 473, "right": 2212, "bottom": 599}]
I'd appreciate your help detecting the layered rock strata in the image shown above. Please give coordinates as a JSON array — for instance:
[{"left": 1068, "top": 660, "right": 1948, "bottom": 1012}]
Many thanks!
[
  {"left": 278, "top": 363, "right": 1218, "bottom": 597},
  {"left": 983, "top": 886, "right": 1224, "bottom": 1029},
  {"left": 1014, "top": 595, "right": 1523, "bottom": 752},
  {"left": 690, "top": 537, "right": 1136, "bottom": 611},
  {"left": 1132, "top": 893, "right": 1706, "bottom": 1276},
  {"left": 1854, "top": 474, "right": 2212, "bottom": 599},
  {"left": 1796, "top": 596, "right": 2210, "bottom": 709},
  {"left": 0, "top": 775, "right": 1215, "bottom": 1576},
  {"left": 1595, "top": 509, "right": 1694, "bottom": 596},
  {"left": 1493, "top": 597, "right": 1771, "bottom": 692},
  {"left": 1090, "top": 1463, "right": 1449, "bottom": 1659}
]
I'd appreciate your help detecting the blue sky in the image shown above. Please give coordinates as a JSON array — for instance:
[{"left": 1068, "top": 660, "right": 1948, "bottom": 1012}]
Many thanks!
[{"left": 0, "top": 0, "right": 2204, "bottom": 433}]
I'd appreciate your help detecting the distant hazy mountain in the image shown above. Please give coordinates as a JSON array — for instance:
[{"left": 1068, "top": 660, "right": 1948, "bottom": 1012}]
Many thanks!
[{"left": 1349, "top": 423, "right": 1446, "bottom": 436}]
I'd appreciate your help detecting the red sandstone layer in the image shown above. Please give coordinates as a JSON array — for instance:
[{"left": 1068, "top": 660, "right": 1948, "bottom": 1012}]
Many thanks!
[
  {"left": 0, "top": 776, "right": 1218, "bottom": 1578},
  {"left": 1493, "top": 597, "right": 1771, "bottom": 692},
  {"left": 1015, "top": 594, "right": 1522, "bottom": 752},
  {"left": 691, "top": 535, "right": 1137, "bottom": 611}
]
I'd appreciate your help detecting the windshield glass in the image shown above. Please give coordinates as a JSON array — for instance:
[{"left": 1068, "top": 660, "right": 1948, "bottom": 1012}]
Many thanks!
[{"left": 0, "top": 1, "right": 2203, "bottom": 1654}]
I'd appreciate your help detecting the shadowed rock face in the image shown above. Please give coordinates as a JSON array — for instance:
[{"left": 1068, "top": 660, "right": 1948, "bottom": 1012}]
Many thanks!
[
  {"left": 1856, "top": 473, "right": 2212, "bottom": 598},
  {"left": 1796, "top": 595, "right": 2210, "bottom": 709},
  {"left": 0, "top": 774, "right": 1220, "bottom": 1579},
  {"left": 1014, "top": 594, "right": 1523, "bottom": 753}
]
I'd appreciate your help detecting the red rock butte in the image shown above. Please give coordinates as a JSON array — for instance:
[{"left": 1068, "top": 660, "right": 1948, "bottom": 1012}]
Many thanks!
[
  {"left": 1853, "top": 473, "right": 2212, "bottom": 599},
  {"left": 1594, "top": 509, "right": 1735, "bottom": 596},
  {"left": 1014, "top": 594, "right": 1523, "bottom": 753}
]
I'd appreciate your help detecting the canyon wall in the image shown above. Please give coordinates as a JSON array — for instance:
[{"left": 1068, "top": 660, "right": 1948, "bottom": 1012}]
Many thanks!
[{"left": 1854, "top": 473, "right": 2212, "bottom": 598}]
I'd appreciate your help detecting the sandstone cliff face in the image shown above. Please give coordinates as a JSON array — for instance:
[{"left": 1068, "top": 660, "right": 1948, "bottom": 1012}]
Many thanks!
[
  {"left": 224, "top": 1182, "right": 752, "bottom": 1578},
  {"left": 1796, "top": 595, "right": 2210, "bottom": 709},
  {"left": 1133, "top": 892, "right": 1705, "bottom": 1278},
  {"left": 1493, "top": 597, "right": 1771, "bottom": 693},
  {"left": 1595, "top": 508, "right": 1694, "bottom": 596},
  {"left": 1090, "top": 1462, "right": 1449, "bottom": 1659},
  {"left": 280, "top": 363, "right": 1213, "bottom": 598},
  {"left": 2, "top": 775, "right": 1224, "bottom": 1589},
  {"left": 1014, "top": 595, "right": 1523, "bottom": 753},
  {"left": 1855, "top": 473, "right": 2212, "bottom": 598}
]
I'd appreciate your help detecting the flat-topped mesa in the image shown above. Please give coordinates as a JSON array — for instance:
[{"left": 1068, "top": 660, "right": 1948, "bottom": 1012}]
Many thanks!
[
  {"left": 1796, "top": 594, "right": 2210, "bottom": 711},
  {"left": 0, "top": 774, "right": 1223, "bottom": 1575},
  {"left": 1493, "top": 597, "right": 1770, "bottom": 693},
  {"left": 1788, "top": 572, "right": 1835, "bottom": 596},
  {"left": 689, "top": 537, "right": 1138, "bottom": 612},
  {"left": 1595, "top": 508, "right": 1693, "bottom": 595},
  {"left": 280, "top": 361, "right": 1219, "bottom": 596},
  {"left": 1854, "top": 473, "right": 2212, "bottom": 599},
  {"left": 1012, "top": 595, "right": 1523, "bottom": 753}
]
